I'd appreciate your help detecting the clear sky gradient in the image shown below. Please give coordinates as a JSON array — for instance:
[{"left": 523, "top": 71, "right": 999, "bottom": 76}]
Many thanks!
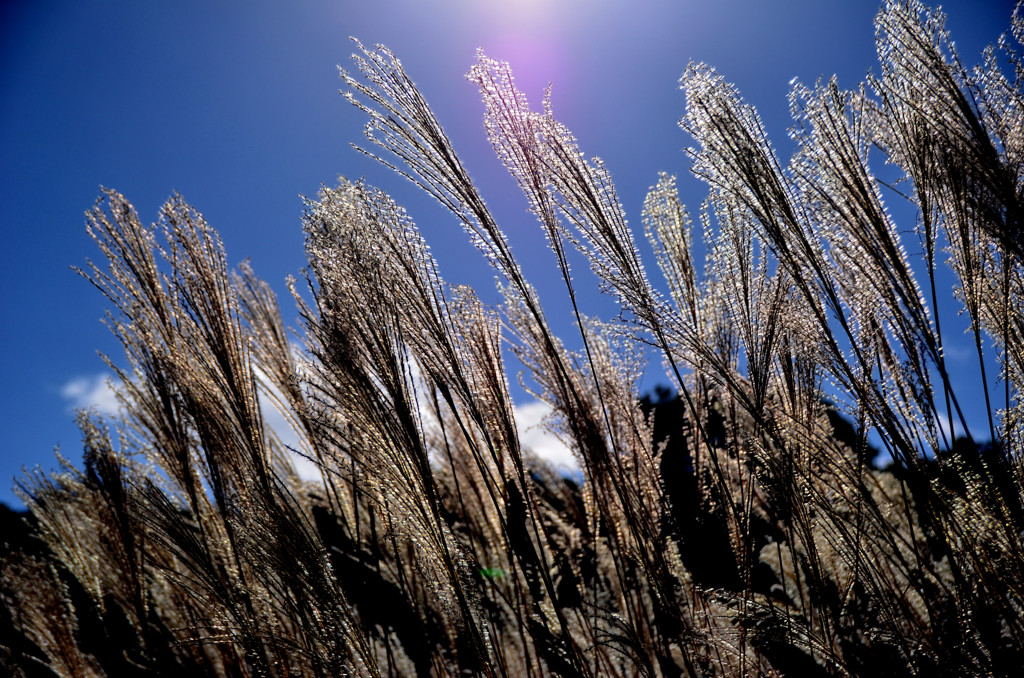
[{"left": 0, "top": 0, "right": 1015, "bottom": 507}]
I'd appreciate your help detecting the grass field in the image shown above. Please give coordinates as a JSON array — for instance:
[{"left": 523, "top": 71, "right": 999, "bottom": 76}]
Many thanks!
[{"left": 3, "top": 1, "right": 1024, "bottom": 675}]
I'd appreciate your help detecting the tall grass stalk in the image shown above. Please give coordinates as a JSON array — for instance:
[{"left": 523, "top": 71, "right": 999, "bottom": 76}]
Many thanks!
[{"left": 3, "top": 1, "right": 1024, "bottom": 675}]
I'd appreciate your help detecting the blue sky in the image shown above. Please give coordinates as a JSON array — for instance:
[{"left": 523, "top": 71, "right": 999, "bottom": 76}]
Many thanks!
[{"left": 0, "top": 0, "right": 1015, "bottom": 507}]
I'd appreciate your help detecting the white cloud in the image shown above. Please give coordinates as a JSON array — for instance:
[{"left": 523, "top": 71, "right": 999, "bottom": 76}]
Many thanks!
[
  {"left": 255, "top": 355, "right": 440, "bottom": 485},
  {"left": 935, "top": 412, "right": 981, "bottom": 447},
  {"left": 60, "top": 366, "right": 325, "bottom": 482},
  {"left": 940, "top": 342, "right": 974, "bottom": 363},
  {"left": 936, "top": 413, "right": 956, "bottom": 445},
  {"left": 251, "top": 364, "right": 325, "bottom": 483},
  {"left": 257, "top": 391, "right": 321, "bottom": 482},
  {"left": 60, "top": 373, "right": 122, "bottom": 416},
  {"left": 514, "top": 400, "right": 577, "bottom": 470},
  {"left": 57, "top": 369, "right": 580, "bottom": 480}
]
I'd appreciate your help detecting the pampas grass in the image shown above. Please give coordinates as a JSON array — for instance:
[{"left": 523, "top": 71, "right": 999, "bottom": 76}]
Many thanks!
[{"left": 3, "top": 1, "right": 1024, "bottom": 675}]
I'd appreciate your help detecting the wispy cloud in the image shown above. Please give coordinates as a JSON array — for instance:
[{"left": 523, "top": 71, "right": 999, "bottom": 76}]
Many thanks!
[
  {"left": 59, "top": 373, "right": 121, "bottom": 415},
  {"left": 935, "top": 412, "right": 983, "bottom": 447},
  {"left": 59, "top": 370, "right": 579, "bottom": 478},
  {"left": 939, "top": 340, "right": 974, "bottom": 363},
  {"left": 514, "top": 400, "right": 576, "bottom": 469},
  {"left": 258, "top": 394, "right": 324, "bottom": 482},
  {"left": 250, "top": 362, "right": 325, "bottom": 483}
]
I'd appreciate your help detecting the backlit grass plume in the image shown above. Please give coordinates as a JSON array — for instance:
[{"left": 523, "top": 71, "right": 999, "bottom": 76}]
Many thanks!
[{"left": 3, "top": 1, "right": 1024, "bottom": 675}]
